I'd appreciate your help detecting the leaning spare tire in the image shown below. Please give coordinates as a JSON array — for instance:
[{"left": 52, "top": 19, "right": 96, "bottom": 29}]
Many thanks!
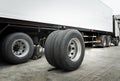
[
  {"left": 1, "top": 33, "right": 34, "bottom": 64},
  {"left": 45, "top": 29, "right": 85, "bottom": 71}
]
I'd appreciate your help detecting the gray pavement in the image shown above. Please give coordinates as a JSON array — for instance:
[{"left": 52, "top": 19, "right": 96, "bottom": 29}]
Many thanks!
[{"left": 0, "top": 46, "right": 120, "bottom": 81}]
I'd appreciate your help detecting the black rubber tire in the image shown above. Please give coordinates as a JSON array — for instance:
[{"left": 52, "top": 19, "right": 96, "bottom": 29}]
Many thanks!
[
  {"left": 45, "top": 30, "right": 61, "bottom": 67},
  {"left": 1, "top": 33, "right": 34, "bottom": 64},
  {"left": 114, "top": 37, "right": 119, "bottom": 46},
  {"left": 106, "top": 36, "right": 111, "bottom": 47},
  {"left": 54, "top": 29, "right": 85, "bottom": 71},
  {"left": 99, "top": 35, "right": 107, "bottom": 48}
]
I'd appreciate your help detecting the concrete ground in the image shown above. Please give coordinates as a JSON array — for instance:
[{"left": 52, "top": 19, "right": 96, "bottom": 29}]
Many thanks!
[{"left": 0, "top": 46, "right": 120, "bottom": 81}]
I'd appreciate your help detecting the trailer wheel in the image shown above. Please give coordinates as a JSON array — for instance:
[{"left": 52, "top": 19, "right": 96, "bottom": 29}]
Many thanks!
[
  {"left": 106, "top": 36, "right": 111, "bottom": 47},
  {"left": 54, "top": 29, "right": 85, "bottom": 71},
  {"left": 45, "top": 30, "right": 60, "bottom": 67},
  {"left": 114, "top": 37, "right": 119, "bottom": 46},
  {"left": 100, "top": 35, "right": 107, "bottom": 48},
  {"left": 1, "top": 33, "right": 34, "bottom": 64}
]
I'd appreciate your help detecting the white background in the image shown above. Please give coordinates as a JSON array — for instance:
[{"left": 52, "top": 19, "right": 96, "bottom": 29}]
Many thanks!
[{"left": 101, "top": 0, "right": 120, "bottom": 15}]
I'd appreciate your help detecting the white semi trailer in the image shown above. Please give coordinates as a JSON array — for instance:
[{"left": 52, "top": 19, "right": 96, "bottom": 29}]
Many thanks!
[{"left": 0, "top": 0, "right": 119, "bottom": 71}]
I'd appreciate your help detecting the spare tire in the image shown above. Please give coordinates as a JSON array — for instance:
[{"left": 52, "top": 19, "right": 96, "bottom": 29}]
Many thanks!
[
  {"left": 1, "top": 33, "right": 34, "bottom": 64},
  {"left": 45, "top": 29, "right": 85, "bottom": 71}
]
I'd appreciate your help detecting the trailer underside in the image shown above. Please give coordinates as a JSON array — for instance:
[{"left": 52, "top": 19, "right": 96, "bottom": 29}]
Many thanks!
[{"left": 0, "top": 17, "right": 116, "bottom": 46}]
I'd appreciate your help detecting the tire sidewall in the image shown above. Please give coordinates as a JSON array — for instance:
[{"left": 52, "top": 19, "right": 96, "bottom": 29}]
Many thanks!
[{"left": 45, "top": 30, "right": 60, "bottom": 67}]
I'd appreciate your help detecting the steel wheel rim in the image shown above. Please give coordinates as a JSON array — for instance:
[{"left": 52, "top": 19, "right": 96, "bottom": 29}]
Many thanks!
[
  {"left": 12, "top": 39, "right": 30, "bottom": 58},
  {"left": 67, "top": 38, "right": 82, "bottom": 62}
]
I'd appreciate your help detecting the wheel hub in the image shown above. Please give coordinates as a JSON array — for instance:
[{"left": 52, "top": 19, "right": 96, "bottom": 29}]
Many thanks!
[
  {"left": 67, "top": 38, "right": 82, "bottom": 62},
  {"left": 12, "top": 39, "right": 30, "bottom": 58}
]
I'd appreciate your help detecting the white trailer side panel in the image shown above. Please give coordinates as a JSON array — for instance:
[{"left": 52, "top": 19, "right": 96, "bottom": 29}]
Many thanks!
[{"left": 0, "top": 0, "right": 113, "bottom": 32}]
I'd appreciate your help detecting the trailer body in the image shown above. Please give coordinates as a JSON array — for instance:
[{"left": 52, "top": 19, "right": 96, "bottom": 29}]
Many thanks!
[{"left": 0, "top": 0, "right": 113, "bottom": 32}]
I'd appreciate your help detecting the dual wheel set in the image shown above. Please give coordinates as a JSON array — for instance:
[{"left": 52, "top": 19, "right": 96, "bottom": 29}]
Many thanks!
[
  {"left": 98, "top": 35, "right": 119, "bottom": 48},
  {"left": 0, "top": 29, "right": 85, "bottom": 71}
]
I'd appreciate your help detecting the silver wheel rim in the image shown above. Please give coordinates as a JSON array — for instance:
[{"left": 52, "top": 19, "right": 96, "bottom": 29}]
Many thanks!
[
  {"left": 67, "top": 38, "right": 82, "bottom": 62},
  {"left": 12, "top": 39, "right": 30, "bottom": 58}
]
